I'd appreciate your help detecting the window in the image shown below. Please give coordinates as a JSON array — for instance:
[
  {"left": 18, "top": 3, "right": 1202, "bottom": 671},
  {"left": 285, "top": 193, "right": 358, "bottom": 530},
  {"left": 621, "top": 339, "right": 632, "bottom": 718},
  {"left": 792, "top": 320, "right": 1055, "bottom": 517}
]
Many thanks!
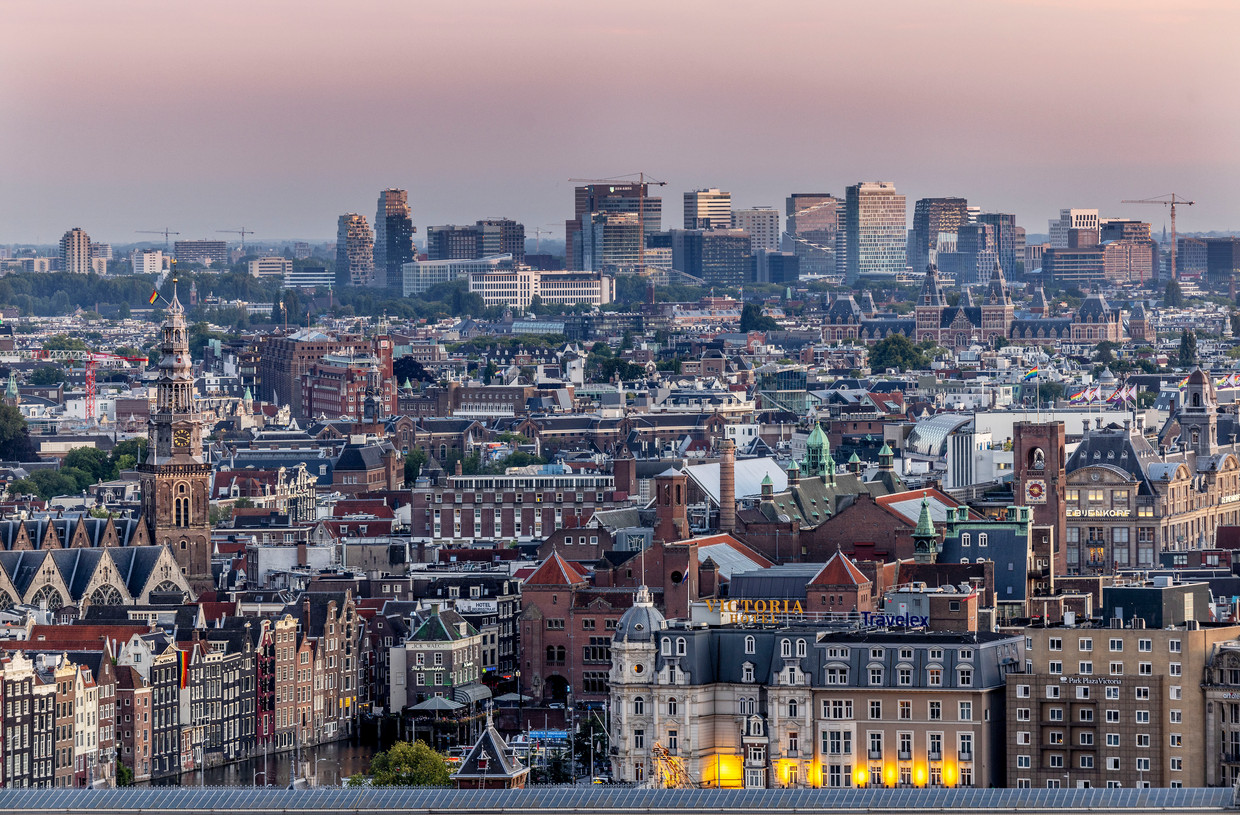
[
  {"left": 1017, "top": 755, "right": 1031, "bottom": 768},
  {"left": 1080, "top": 732, "right": 1094, "bottom": 746},
  {"left": 1169, "top": 733, "right": 1182, "bottom": 747},
  {"left": 1049, "top": 754, "right": 1064, "bottom": 768},
  {"left": 633, "top": 697, "right": 645, "bottom": 716},
  {"left": 1137, "top": 757, "right": 1150, "bottom": 771},
  {"left": 899, "top": 701, "right": 911, "bottom": 720},
  {"left": 869, "top": 667, "right": 883, "bottom": 686},
  {"left": 1080, "top": 755, "right": 1094, "bottom": 769},
  {"left": 1169, "top": 639, "right": 1181, "bottom": 653},
  {"left": 1079, "top": 661, "right": 1093, "bottom": 675},
  {"left": 898, "top": 667, "right": 912, "bottom": 686},
  {"left": 744, "top": 636, "right": 755, "bottom": 655},
  {"left": 742, "top": 664, "right": 754, "bottom": 683},
  {"left": 1107, "top": 734, "right": 1120, "bottom": 747},
  {"left": 1017, "top": 684, "right": 1030, "bottom": 698},
  {"left": 1080, "top": 708, "right": 1094, "bottom": 722},
  {"left": 869, "top": 700, "right": 882, "bottom": 720},
  {"left": 927, "top": 668, "right": 942, "bottom": 686},
  {"left": 1016, "top": 708, "right": 1031, "bottom": 721},
  {"left": 1049, "top": 661, "right": 1062, "bottom": 675},
  {"left": 633, "top": 729, "right": 644, "bottom": 750},
  {"left": 1049, "top": 707, "right": 1064, "bottom": 721},
  {"left": 1079, "top": 638, "right": 1092, "bottom": 652},
  {"left": 1046, "top": 685, "right": 1060, "bottom": 699},
  {"left": 1170, "top": 757, "right": 1183, "bottom": 772},
  {"left": 1139, "top": 662, "right": 1152, "bottom": 676},
  {"left": 788, "top": 698, "right": 799, "bottom": 718},
  {"left": 1109, "top": 639, "right": 1123, "bottom": 652},
  {"left": 1135, "top": 686, "right": 1150, "bottom": 699},
  {"left": 1138, "top": 639, "right": 1152, "bottom": 652},
  {"left": 929, "top": 701, "right": 942, "bottom": 721},
  {"left": 959, "top": 701, "right": 972, "bottom": 721},
  {"left": 1170, "top": 662, "right": 1182, "bottom": 677},
  {"left": 1136, "top": 710, "right": 1150, "bottom": 724},
  {"left": 796, "top": 639, "right": 807, "bottom": 658},
  {"left": 958, "top": 667, "right": 973, "bottom": 687},
  {"left": 667, "top": 698, "right": 678, "bottom": 716},
  {"left": 1110, "top": 662, "right": 1124, "bottom": 676},
  {"left": 1106, "top": 710, "right": 1120, "bottom": 723}
]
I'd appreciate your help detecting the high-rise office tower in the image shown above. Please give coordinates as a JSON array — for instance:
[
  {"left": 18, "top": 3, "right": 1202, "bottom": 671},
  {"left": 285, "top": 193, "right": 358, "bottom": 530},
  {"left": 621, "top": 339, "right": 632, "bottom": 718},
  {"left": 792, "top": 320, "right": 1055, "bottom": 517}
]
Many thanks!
[
  {"left": 477, "top": 219, "right": 525, "bottom": 264},
  {"left": 427, "top": 219, "right": 525, "bottom": 264},
  {"left": 567, "top": 182, "right": 661, "bottom": 270},
  {"left": 910, "top": 198, "right": 968, "bottom": 273},
  {"left": 1048, "top": 209, "right": 1099, "bottom": 248},
  {"left": 581, "top": 212, "right": 642, "bottom": 272},
  {"left": 784, "top": 194, "right": 841, "bottom": 277},
  {"left": 732, "top": 207, "right": 780, "bottom": 253},
  {"left": 978, "top": 212, "right": 1020, "bottom": 277},
  {"left": 671, "top": 229, "right": 751, "bottom": 288},
  {"left": 59, "top": 227, "right": 91, "bottom": 274},
  {"left": 683, "top": 188, "right": 732, "bottom": 230},
  {"left": 373, "top": 189, "right": 415, "bottom": 289},
  {"left": 336, "top": 213, "right": 375, "bottom": 286},
  {"left": 844, "top": 182, "right": 907, "bottom": 281}
]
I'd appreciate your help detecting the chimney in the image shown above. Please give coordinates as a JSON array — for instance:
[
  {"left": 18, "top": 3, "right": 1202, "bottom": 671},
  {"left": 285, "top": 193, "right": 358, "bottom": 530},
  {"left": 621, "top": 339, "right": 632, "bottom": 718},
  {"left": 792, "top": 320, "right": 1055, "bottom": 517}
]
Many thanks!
[
  {"left": 719, "top": 439, "right": 736, "bottom": 533},
  {"left": 455, "top": 459, "right": 464, "bottom": 477}
]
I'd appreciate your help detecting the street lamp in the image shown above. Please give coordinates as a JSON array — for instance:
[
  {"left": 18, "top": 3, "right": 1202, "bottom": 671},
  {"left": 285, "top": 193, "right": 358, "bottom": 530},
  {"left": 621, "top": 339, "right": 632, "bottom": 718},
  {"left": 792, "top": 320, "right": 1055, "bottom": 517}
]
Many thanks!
[{"left": 253, "top": 769, "right": 267, "bottom": 786}]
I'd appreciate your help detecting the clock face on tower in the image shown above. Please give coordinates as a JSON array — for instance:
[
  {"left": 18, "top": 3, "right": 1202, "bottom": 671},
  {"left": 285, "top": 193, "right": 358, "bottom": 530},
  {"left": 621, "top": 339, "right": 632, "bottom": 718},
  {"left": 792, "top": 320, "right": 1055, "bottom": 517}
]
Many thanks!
[{"left": 173, "top": 428, "right": 191, "bottom": 449}]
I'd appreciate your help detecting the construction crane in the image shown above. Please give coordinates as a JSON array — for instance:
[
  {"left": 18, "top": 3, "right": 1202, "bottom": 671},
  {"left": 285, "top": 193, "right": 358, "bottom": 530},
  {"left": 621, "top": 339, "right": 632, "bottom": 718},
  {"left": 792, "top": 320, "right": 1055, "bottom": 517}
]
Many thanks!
[
  {"left": 0, "top": 349, "right": 148, "bottom": 426},
  {"left": 137, "top": 228, "right": 180, "bottom": 249},
  {"left": 1121, "top": 194, "right": 1196, "bottom": 281},
  {"left": 647, "top": 742, "right": 695, "bottom": 788},
  {"left": 217, "top": 227, "right": 254, "bottom": 252},
  {"left": 529, "top": 225, "right": 558, "bottom": 254},
  {"left": 568, "top": 173, "right": 667, "bottom": 273}
]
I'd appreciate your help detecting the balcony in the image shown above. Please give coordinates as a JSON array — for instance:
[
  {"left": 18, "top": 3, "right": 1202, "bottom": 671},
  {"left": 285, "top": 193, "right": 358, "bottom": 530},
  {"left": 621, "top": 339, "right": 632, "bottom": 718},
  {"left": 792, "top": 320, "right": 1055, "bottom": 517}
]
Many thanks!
[
  {"left": 928, "top": 750, "right": 943, "bottom": 761},
  {"left": 898, "top": 750, "right": 912, "bottom": 761},
  {"left": 959, "top": 751, "right": 973, "bottom": 762}
]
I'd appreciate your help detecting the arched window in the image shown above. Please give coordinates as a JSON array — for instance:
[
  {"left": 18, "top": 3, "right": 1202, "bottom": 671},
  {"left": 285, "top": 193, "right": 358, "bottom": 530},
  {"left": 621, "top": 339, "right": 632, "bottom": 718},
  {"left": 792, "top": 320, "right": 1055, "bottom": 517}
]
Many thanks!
[
  {"left": 788, "top": 698, "right": 799, "bottom": 717},
  {"left": 1193, "top": 392, "right": 1202, "bottom": 407},
  {"left": 546, "top": 645, "right": 557, "bottom": 663},
  {"left": 633, "top": 696, "right": 645, "bottom": 716},
  {"left": 978, "top": 533, "right": 988, "bottom": 547},
  {"left": 89, "top": 586, "right": 123, "bottom": 606},
  {"left": 174, "top": 482, "right": 190, "bottom": 527},
  {"left": 745, "top": 636, "right": 756, "bottom": 655},
  {"left": 667, "top": 697, "right": 678, "bottom": 716},
  {"left": 780, "top": 639, "right": 792, "bottom": 658},
  {"left": 796, "top": 639, "right": 807, "bottom": 658},
  {"left": 555, "top": 645, "right": 565, "bottom": 662},
  {"left": 961, "top": 533, "right": 970, "bottom": 546},
  {"left": 676, "top": 637, "right": 687, "bottom": 656},
  {"left": 30, "top": 585, "right": 63, "bottom": 611}
]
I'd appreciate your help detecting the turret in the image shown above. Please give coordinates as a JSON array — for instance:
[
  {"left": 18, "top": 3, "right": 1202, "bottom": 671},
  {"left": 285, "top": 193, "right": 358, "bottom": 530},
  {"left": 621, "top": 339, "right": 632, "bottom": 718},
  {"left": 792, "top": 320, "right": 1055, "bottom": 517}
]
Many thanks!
[{"left": 912, "top": 494, "right": 938, "bottom": 564}]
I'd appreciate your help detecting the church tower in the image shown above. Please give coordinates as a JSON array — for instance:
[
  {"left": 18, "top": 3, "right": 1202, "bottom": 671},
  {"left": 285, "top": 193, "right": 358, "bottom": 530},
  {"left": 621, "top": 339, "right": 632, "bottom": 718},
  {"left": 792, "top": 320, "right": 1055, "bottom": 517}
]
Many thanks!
[
  {"left": 139, "top": 283, "right": 212, "bottom": 594},
  {"left": 914, "top": 265, "right": 945, "bottom": 343},
  {"left": 1179, "top": 367, "right": 1218, "bottom": 457}
]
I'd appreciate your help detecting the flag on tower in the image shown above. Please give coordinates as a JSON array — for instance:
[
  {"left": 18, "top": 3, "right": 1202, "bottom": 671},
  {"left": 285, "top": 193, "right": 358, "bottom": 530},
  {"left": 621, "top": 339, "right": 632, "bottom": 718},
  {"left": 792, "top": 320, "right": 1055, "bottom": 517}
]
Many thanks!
[{"left": 148, "top": 289, "right": 159, "bottom": 305}]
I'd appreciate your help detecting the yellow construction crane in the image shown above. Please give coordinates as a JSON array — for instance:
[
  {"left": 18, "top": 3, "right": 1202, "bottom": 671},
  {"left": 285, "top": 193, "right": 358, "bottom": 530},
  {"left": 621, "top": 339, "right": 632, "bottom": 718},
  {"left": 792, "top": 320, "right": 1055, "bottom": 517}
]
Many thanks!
[
  {"left": 648, "top": 741, "right": 695, "bottom": 788},
  {"left": 1121, "top": 194, "right": 1195, "bottom": 281},
  {"left": 568, "top": 173, "right": 667, "bottom": 273}
]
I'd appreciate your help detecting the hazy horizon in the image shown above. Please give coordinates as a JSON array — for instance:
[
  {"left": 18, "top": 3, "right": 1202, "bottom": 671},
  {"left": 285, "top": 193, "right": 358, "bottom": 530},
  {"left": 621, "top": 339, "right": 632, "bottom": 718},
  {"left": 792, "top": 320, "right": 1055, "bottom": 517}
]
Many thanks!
[{"left": 3, "top": 0, "right": 1238, "bottom": 246}]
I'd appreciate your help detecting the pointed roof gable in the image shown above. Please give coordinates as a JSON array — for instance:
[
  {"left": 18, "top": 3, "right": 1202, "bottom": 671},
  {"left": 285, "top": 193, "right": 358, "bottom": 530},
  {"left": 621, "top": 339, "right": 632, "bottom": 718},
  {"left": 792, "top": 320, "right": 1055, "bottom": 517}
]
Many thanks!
[
  {"left": 451, "top": 716, "right": 529, "bottom": 782},
  {"left": 809, "top": 548, "right": 870, "bottom": 587},
  {"left": 523, "top": 551, "right": 588, "bottom": 587},
  {"left": 918, "top": 265, "right": 945, "bottom": 307}
]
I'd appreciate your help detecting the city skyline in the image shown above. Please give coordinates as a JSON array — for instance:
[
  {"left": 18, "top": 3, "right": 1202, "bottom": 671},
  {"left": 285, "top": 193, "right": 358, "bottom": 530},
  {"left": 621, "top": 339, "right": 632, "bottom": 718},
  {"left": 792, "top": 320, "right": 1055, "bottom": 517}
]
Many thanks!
[{"left": 2, "top": 1, "right": 1238, "bottom": 245}]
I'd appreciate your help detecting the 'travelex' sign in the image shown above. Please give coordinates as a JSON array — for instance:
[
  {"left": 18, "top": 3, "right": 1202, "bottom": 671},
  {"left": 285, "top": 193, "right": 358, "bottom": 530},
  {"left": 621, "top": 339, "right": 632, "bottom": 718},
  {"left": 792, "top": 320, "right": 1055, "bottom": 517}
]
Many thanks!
[
  {"left": 704, "top": 598, "right": 804, "bottom": 625},
  {"left": 860, "top": 611, "right": 929, "bottom": 628}
]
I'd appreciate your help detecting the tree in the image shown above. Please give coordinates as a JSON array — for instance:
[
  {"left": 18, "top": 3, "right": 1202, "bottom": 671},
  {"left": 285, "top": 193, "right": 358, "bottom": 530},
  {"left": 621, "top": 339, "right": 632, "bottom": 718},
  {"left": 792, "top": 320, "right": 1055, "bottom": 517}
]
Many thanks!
[
  {"left": 1094, "top": 341, "right": 1117, "bottom": 366},
  {"left": 62, "top": 447, "right": 112, "bottom": 483},
  {"left": 404, "top": 448, "right": 428, "bottom": 485},
  {"left": 29, "top": 365, "right": 66, "bottom": 386},
  {"left": 357, "top": 740, "right": 451, "bottom": 787},
  {"left": 1164, "top": 279, "right": 1184, "bottom": 308},
  {"left": 868, "top": 334, "right": 928, "bottom": 372},
  {"left": 393, "top": 356, "right": 433, "bottom": 386},
  {"left": 42, "top": 334, "right": 89, "bottom": 352},
  {"left": 1178, "top": 328, "right": 1197, "bottom": 367},
  {"left": 1037, "top": 381, "right": 1066, "bottom": 405},
  {"left": 739, "top": 303, "right": 778, "bottom": 332},
  {"left": 116, "top": 758, "right": 134, "bottom": 787},
  {"left": 0, "top": 404, "right": 38, "bottom": 461},
  {"left": 271, "top": 293, "right": 284, "bottom": 324}
]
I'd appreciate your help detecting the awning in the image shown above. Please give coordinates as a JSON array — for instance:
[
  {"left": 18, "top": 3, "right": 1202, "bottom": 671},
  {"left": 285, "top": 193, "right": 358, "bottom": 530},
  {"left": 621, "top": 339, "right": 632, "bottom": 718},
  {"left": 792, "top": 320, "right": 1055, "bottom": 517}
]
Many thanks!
[{"left": 453, "top": 683, "right": 493, "bottom": 705}]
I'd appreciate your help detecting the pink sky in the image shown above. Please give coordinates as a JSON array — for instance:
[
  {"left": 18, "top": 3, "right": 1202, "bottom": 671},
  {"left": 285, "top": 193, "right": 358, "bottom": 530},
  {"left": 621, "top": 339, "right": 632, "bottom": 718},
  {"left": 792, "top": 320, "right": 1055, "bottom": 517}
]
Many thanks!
[{"left": 2, "top": 0, "right": 1238, "bottom": 245}]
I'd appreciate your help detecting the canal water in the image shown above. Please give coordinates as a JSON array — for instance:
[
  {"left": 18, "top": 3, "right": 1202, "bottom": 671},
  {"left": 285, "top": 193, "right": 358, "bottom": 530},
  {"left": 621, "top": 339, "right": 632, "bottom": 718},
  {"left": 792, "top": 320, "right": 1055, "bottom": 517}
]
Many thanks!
[{"left": 152, "top": 738, "right": 385, "bottom": 789}]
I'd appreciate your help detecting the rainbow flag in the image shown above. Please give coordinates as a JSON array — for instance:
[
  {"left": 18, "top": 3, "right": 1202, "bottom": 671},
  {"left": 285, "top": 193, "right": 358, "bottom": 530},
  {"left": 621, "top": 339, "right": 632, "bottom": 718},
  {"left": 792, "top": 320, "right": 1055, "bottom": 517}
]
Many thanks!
[
  {"left": 1023, "top": 367, "right": 1039, "bottom": 381},
  {"left": 1178, "top": 376, "right": 1189, "bottom": 389},
  {"left": 148, "top": 289, "right": 159, "bottom": 305},
  {"left": 1069, "top": 389, "right": 1087, "bottom": 403}
]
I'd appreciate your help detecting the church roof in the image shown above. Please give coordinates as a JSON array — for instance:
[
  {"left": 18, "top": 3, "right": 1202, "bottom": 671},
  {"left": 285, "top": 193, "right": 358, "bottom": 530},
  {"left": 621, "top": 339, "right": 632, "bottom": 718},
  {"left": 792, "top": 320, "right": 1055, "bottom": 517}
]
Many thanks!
[{"left": 918, "top": 265, "right": 946, "bottom": 308}]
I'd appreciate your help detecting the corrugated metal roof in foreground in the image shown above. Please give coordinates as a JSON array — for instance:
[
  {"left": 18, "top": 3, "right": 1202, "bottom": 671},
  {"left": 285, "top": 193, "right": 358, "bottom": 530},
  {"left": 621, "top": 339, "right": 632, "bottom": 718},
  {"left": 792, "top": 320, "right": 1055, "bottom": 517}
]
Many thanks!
[{"left": 0, "top": 785, "right": 1233, "bottom": 814}]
